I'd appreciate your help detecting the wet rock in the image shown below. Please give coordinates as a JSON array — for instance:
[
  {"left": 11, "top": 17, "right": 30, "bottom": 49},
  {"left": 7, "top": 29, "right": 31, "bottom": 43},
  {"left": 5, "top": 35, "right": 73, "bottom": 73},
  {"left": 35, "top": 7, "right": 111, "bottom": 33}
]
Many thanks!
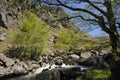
[
  {"left": 59, "top": 67, "right": 82, "bottom": 80},
  {"left": 90, "top": 50, "right": 99, "bottom": 55},
  {"left": 99, "top": 50, "right": 111, "bottom": 56},
  {"left": 55, "top": 59, "right": 63, "bottom": 66},
  {"left": 35, "top": 69, "right": 60, "bottom": 80},
  {"left": 35, "top": 67, "right": 82, "bottom": 80}
]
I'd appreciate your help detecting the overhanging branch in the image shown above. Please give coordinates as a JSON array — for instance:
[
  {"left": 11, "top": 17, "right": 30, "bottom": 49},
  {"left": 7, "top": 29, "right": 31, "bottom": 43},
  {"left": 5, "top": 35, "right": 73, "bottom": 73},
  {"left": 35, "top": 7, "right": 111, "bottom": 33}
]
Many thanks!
[
  {"left": 52, "top": 15, "right": 98, "bottom": 23},
  {"left": 85, "top": 0, "right": 107, "bottom": 17},
  {"left": 56, "top": 0, "right": 100, "bottom": 19}
]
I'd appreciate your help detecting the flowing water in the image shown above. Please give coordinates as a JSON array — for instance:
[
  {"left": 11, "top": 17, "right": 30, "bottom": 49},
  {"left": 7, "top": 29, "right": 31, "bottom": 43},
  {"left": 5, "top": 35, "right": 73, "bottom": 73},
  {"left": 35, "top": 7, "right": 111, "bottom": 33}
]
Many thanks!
[{"left": 4, "top": 63, "right": 89, "bottom": 80}]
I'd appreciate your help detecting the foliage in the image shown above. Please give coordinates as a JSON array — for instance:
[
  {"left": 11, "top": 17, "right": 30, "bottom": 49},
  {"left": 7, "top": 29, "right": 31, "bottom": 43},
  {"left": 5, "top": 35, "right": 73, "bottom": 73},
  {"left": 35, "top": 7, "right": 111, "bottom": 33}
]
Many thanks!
[
  {"left": 55, "top": 28, "right": 79, "bottom": 51},
  {"left": 9, "top": 12, "right": 50, "bottom": 60},
  {"left": 54, "top": 27, "right": 100, "bottom": 52},
  {"left": 76, "top": 69, "right": 111, "bottom": 80}
]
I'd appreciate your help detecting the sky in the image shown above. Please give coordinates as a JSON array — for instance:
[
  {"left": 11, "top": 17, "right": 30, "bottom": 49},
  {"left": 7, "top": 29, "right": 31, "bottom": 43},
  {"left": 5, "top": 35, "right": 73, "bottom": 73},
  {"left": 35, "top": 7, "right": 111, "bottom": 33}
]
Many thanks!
[{"left": 62, "top": 2, "right": 108, "bottom": 37}]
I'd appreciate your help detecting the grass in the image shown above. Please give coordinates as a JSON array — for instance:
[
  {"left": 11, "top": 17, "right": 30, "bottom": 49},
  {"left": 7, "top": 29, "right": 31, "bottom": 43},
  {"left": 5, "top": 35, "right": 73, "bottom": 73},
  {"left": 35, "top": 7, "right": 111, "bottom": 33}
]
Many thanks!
[
  {"left": 0, "top": 28, "right": 10, "bottom": 53},
  {"left": 0, "top": 39, "right": 10, "bottom": 53},
  {"left": 76, "top": 69, "right": 111, "bottom": 80}
]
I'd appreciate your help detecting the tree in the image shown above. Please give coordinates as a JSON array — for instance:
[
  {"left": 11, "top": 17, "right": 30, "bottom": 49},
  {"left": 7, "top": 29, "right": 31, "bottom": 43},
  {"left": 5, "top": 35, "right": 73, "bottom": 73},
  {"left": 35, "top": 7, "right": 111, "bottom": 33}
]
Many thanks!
[{"left": 41, "top": 0, "right": 120, "bottom": 80}]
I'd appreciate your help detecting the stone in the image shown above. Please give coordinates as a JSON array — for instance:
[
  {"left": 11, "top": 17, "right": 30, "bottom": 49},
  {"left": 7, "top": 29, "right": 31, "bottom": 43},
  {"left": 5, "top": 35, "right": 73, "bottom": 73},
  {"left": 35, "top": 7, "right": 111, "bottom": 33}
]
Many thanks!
[
  {"left": 90, "top": 50, "right": 99, "bottom": 55},
  {"left": 0, "top": 36, "right": 5, "bottom": 41},
  {"left": 0, "top": 53, "right": 14, "bottom": 67},
  {"left": 35, "top": 67, "right": 82, "bottom": 80},
  {"left": 35, "top": 69, "right": 60, "bottom": 80},
  {"left": 7, "top": 44, "right": 13, "bottom": 49},
  {"left": 13, "top": 65, "right": 26, "bottom": 74},
  {"left": 70, "top": 54, "right": 80, "bottom": 60},
  {"left": 55, "top": 59, "right": 63, "bottom": 66},
  {"left": 0, "top": 12, "right": 7, "bottom": 28},
  {"left": 81, "top": 52, "right": 91, "bottom": 59},
  {"left": 5, "top": 59, "right": 14, "bottom": 67},
  {"left": 99, "top": 50, "right": 111, "bottom": 56},
  {"left": 49, "top": 34, "right": 58, "bottom": 43}
]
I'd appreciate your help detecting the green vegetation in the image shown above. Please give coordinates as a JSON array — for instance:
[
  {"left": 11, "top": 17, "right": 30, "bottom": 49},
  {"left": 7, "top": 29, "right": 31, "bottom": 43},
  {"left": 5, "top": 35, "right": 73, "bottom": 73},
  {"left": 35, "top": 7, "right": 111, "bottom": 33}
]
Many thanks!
[
  {"left": 54, "top": 28, "right": 99, "bottom": 52},
  {"left": 8, "top": 12, "right": 50, "bottom": 60},
  {"left": 55, "top": 28, "right": 78, "bottom": 51},
  {"left": 76, "top": 69, "right": 111, "bottom": 80}
]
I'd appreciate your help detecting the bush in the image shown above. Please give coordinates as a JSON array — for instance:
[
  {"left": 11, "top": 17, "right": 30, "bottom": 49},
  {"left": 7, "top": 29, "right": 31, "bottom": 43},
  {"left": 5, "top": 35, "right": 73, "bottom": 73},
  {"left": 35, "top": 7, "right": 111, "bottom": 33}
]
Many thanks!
[
  {"left": 9, "top": 12, "right": 50, "bottom": 60},
  {"left": 76, "top": 69, "right": 111, "bottom": 80},
  {"left": 55, "top": 28, "right": 79, "bottom": 51}
]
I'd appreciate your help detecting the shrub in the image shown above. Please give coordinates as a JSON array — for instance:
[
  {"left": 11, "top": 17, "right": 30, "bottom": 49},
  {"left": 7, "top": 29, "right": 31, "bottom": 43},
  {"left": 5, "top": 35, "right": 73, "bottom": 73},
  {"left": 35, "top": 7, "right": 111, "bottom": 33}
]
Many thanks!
[
  {"left": 55, "top": 28, "right": 79, "bottom": 51},
  {"left": 9, "top": 12, "right": 50, "bottom": 60},
  {"left": 76, "top": 69, "right": 111, "bottom": 80}
]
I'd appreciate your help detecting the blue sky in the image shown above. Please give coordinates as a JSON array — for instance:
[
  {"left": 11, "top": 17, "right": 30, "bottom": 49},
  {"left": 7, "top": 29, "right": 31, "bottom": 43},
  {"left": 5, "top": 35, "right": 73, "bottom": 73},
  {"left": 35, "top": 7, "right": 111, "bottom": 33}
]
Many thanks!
[
  {"left": 62, "top": 2, "right": 108, "bottom": 37},
  {"left": 88, "top": 28, "right": 108, "bottom": 37}
]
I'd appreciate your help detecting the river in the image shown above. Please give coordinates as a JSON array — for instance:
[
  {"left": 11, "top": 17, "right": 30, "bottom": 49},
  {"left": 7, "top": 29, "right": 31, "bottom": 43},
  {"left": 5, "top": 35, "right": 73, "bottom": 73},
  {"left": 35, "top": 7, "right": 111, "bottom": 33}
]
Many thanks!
[{"left": 4, "top": 63, "right": 89, "bottom": 80}]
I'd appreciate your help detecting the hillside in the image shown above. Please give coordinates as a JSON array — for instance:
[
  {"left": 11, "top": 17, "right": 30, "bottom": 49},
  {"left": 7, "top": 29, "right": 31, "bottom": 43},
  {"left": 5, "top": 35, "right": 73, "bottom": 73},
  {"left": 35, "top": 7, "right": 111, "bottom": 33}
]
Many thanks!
[
  {"left": 0, "top": 1, "right": 101, "bottom": 60},
  {"left": 0, "top": 1, "right": 117, "bottom": 80}
]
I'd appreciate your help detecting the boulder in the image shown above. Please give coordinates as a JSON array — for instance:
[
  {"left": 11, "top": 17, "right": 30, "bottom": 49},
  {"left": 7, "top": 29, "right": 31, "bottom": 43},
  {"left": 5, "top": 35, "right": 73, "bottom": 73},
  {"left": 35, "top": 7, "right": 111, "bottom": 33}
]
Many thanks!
[
  {"left": 0, "top": 32, "right": 7, "bottom": 41},
  {"left": 35, "top": 67, "right": 82, "bottom": 80},
  {"left": 55, "top": 59, "right": 63, "bottom": 66},
  {"left": 13, "top": 64, "right": 28, "bottom": 75},
  {"left": 0, "top": 12, "right": 7, "bottom": 28},
  {"left": 70, "top": 54, "right": 80, "bottom": 60},
  {"left": 35, "top": 69, "right": 60, "bottom": 80},
  {"left": 80, "top": 52, "right": 91, "bottom": 59},
  {"left": 0, "top": 53, "right": 15, "bottom": 67},
  {"left": 90, "top": 50, "right": 99, "bottom": 55},
  {"left": 0, "top": 36, "right": 6, "bottom": 41}
]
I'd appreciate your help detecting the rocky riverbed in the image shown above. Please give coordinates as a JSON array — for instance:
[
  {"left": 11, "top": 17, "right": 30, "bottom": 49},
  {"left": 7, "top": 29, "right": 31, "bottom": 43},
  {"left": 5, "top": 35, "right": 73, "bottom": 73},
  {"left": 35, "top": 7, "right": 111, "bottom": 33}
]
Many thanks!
[{"left": 0, "top": 49, "right": 111, "bottom": 80}]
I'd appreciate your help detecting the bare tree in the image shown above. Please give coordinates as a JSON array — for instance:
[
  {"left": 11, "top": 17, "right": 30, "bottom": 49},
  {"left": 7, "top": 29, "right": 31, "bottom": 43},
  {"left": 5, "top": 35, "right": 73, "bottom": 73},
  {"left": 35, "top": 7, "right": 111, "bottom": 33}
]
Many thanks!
[
  {"left": 40, "top": 0, "right": 120, "bottom": 80},
  {"left": 41, "top": 0, "right": 120, "bottom": 53}
]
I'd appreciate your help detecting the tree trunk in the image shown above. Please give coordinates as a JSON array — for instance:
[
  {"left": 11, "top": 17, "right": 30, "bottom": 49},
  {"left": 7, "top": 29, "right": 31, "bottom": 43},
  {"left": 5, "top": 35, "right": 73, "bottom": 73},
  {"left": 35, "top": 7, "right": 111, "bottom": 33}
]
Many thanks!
[
  {"left": 109, "top": 33, "right": 120, "bottom": 80},
  {"left": 110, "top": 59, "right": 120, "bottom": 80},
  {"left": 109, "top": 33, "right": 118, "bottom": 53}
]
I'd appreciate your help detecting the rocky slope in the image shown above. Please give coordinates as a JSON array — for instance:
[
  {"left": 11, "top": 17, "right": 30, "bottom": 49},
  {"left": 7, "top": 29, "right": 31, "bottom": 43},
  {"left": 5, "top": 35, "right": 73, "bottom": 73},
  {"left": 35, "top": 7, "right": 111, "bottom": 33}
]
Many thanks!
[
  {"left": 0, "top": 1, "right": 95, "bottom": 54},
  {"left": 0, "top": 1, "right": 111, "bottom": 79}
]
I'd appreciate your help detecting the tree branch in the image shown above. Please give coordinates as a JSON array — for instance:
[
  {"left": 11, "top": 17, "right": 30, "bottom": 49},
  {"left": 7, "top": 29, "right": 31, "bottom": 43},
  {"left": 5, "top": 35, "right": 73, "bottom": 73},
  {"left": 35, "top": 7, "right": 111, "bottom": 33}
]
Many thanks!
[
  {"left": 72, "top": 15, "right": 98, "bottom": 22},
  {"left": 84, "top": 0, "right": 107, "bottom": 17},
  {"left": 92, "top": 1, "right": 104, "bottom": 4},
  {"left": 52, "top": 15, "right": 98, "bottom": 23},
  {"left": 56, "top": 0, "right": 100, "bottom": 19},
  {"left": 98, "top": 16, "right": 110, "bottom": 34}
]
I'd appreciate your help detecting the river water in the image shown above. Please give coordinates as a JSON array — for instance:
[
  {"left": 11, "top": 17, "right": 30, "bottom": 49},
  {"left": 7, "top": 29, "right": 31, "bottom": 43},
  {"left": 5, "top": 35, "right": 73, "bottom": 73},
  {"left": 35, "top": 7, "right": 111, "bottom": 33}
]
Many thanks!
[{"left": 4, "top": 63, "right": 89, "bottom": 80}]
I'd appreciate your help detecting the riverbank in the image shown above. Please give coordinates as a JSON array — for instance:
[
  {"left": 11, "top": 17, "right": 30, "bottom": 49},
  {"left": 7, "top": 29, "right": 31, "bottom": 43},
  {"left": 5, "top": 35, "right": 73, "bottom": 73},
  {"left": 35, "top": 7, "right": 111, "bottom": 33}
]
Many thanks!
[{"left": 0, "top": 49, "right": 111, "bottom": 79}]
